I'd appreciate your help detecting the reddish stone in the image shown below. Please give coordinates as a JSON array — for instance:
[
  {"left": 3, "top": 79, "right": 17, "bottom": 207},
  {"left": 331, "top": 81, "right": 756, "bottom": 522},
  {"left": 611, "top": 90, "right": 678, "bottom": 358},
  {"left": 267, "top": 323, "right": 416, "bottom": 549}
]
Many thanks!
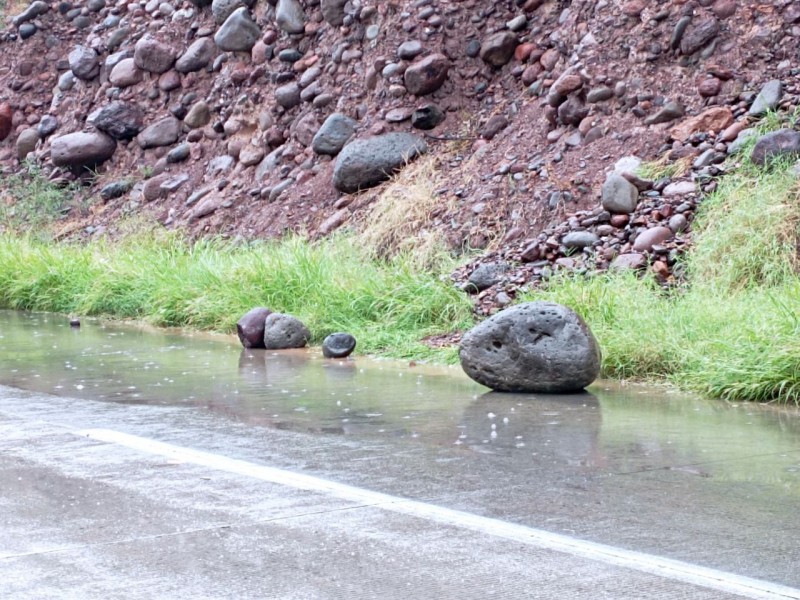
[
  {"left": 652, "top": 260, "right": 670, "bottom": 278},
  {"left": 610, "top": 214, "right": 630, "bottom": 228},
  {"left": 514, "top": 43, "right": 536, "bottom": 63},
  {"left": 698, "top": 77, "right": 721, "bottom": 97},
  {"left": 0, "top": 103, "right": 12, "bottom": 142},
  {"left": 633, "top": 227, "right": 673, "bottom": 252}
]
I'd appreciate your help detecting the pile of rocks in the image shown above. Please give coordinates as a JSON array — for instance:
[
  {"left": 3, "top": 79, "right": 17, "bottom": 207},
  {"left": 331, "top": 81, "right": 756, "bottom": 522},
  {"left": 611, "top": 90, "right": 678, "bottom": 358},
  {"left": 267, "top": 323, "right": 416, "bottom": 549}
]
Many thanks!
[
  {"left": 0, "top": 0, "right": 798, "bottom": 269},
  {"left": 236, "top": 306, "right": 356, "bottom": 358},
  {"left": 454, "top": 76, "right": 800, "bottom": 315}
]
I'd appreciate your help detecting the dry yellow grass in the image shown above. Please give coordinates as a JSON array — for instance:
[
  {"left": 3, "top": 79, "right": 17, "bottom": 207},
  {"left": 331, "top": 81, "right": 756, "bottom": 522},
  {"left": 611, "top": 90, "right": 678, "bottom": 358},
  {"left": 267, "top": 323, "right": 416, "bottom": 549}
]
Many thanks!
[{"left": 355, "top": 155, "right": 456, "bottom": 269}]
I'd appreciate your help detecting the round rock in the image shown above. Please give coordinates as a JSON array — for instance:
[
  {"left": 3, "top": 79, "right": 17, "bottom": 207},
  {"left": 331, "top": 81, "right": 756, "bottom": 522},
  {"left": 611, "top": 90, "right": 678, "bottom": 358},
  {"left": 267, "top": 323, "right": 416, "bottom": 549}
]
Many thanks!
[
  {"left": 404, "top": 54, "right": 450, "bottom": 96},
  {"left": 50, "top": 132, "right": 116, "bottom": 169},
  {"left": 601, "top": 173, "right": 639, "bottom": 214},
  {"left": 333, "top": 133, "right": 427, "bottom": 193},
  {"left": 263, "top": 313, "right": 311, "bottom": 350},
  {"left": 236, "top": 307, "right": 272, "bottom": 348},
  {"left": 322, "top": 332, "right": 356, "bottom": 359},
  {"left": 459, "top": 301, "right": 601, "bottom": 393}
]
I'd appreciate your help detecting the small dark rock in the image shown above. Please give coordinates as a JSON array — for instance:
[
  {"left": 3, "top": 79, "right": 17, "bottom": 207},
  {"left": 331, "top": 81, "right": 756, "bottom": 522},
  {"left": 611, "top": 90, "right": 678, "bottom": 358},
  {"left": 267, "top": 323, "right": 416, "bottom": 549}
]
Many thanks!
[{"left": 322, "top": 332, "right": 357, "bottom": 358}]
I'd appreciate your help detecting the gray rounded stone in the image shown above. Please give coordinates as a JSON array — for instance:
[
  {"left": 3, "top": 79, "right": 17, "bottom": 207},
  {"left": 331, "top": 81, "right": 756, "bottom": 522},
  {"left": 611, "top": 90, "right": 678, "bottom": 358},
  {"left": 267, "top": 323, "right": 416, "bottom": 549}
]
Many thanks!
[
  {"left": 601, "top": 173, "right": 639, "bottom": 214},
  {"left": 236, "top": 307, "right": 272, "bottom": 348},
  {"left": 749, "top": 80, "right": 783, "bottom": 117},
  {"left": 333, "top": 133, "right": 427, "bottom": 194},
  {"left": 134, "top": 36, "right": 176, "bottom": 74},
  {"left": 479, "top": 32, "right": 518, "bottom": 67},
  {"left": 211, "top": 0, "right": 245, "bottom": 23},
  {"left": 263, "top": 313, "right": 311, "bottom": 350},
  {"left": 312, "top": 113, "right": 356, "bottom": 156},
  {"left": 404, "top": 53, "right": 450, "bottom": 96},
  {"left": 176, "top": 38, "right": 215, "bottom": 73},
  {"left": 562, "top": 231, "right": 599, "bottom": 250},
  {"left": 214, "top": 7, "right": 261, "bottom": 52},
  {"left": 467, "top": 262, "right": 509, "bottom": 293},
  {"left": 322, "top": 332, "right": 356, "bottom": 359},
  {"left": 69, "top": 45, "right": 100, "bottom": 80},
  {"left": 136, "top": 117, "right": 181, "bottom": 149},
  {"left": 459, "top": 301, "right": 601, "bottom": 393},
  {"left": 750, "top": 129, "right": 800, "bottom": 166},
  {"left": 276, "top": 0, "right": 306, "bottom": 34},
  {"left": 16, "top": 128, "right": 39, "bottom": 160},
  {"left": 50, "top": 132, "right": 116, "bottom": 169}
]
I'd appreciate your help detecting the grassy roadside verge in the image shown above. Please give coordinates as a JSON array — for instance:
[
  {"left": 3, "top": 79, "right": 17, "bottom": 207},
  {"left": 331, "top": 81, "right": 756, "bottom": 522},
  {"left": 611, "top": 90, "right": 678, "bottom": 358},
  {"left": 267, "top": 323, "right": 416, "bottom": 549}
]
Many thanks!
[
  {"left": 0, "top": 233, "right": 474, "bottom": 361},
  {"left": 524, "top": 153, "right": 800, "bottom": 404},
  {"left": 1, "top": 128, "right": 799, "bottom": 403}
]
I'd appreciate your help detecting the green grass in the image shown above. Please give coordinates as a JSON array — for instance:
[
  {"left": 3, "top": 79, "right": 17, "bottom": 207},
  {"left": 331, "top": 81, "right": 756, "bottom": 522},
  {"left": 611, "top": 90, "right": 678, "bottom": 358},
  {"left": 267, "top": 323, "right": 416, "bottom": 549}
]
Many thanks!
[
  {"left": 521, "top": 135, "right": 800, "bottom": 404},
  {"left": 0, "top": 232, "right": 474, "bottom": 362},
  {"left": 0, "top": 164, "right": 79, "bottom": 232}
]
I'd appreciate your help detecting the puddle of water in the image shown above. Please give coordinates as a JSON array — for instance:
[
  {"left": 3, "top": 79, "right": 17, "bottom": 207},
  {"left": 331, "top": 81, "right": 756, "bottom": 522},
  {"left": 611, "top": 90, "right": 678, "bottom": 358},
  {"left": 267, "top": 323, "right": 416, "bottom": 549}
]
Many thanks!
[{"left": 1, "top": 310, "right": 799, "bottom": 489}]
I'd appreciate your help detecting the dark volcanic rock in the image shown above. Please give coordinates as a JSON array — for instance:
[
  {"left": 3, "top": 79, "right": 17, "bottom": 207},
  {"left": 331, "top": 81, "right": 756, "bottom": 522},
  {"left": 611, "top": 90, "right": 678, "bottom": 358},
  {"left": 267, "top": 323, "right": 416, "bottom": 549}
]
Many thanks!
[
  {"left": 322, "top": 332, "right": 357, "bottom": 358},
  {"left": 333, "top": 133, "right": 427, "bottom": 193},
  {"left": 236, "top": 307, "right": 272, "bottom": 348},
  {"left": 459, "top": 301, "right": 601, "bottom": 393},
  {"left": 411, "top": 104, "right": 445, "bottom": 130},
  {"left": 50, "top": 132, "right": 116, "bottom": 169},
  {"left": 89, "top": 102, "right": 144, "bottom": 140},
  {"left": 750, "top": 129, "right": 800, "bottom": 166},
  {"left": 263, "top": 313, "right": 311, "bottom": 349},
  {"left": 467, "top": 262, "right": 509, "bottom": 293}
]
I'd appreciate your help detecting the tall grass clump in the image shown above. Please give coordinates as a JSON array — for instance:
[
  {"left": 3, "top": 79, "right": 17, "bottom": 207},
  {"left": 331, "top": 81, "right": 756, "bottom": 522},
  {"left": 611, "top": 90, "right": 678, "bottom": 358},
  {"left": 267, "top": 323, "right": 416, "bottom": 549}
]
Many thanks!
[
  {"left": 0, "top": 231, "right": 473, "bottom": 362},
  {"left": 0, "top": 165, "right": 78, "bottom": 232},
  {"left": 523, "top": 130, "right": 800, "bottom": 404}
]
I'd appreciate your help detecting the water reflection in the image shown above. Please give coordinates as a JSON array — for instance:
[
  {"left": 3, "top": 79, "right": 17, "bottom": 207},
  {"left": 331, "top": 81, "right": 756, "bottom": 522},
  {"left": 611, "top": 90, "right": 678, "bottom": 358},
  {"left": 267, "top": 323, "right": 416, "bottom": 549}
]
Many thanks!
[{"left": 1, "top": 310, "right": 799, "bottom": 489}]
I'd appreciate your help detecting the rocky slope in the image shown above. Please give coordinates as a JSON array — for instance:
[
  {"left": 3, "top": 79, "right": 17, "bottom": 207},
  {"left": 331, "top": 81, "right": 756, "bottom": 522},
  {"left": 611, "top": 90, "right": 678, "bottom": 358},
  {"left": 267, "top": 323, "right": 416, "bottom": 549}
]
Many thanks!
[{"left": 1, "top": 0, "right": 798, "bottom": 310}]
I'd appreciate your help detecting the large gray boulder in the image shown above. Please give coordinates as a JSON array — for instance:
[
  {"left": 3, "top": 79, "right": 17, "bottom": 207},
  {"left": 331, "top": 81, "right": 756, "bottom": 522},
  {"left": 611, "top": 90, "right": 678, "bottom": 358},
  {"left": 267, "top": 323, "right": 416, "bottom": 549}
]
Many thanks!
[
  {"left": 459, "top": 301, "right": 601, "bottom": 393},
  {"left": 236, "top": 307, "right": 272, "bottom": 348},
  {"left": 333, "top": 133, "right": 427, "bottom": 193},
  {"left": 263, "top": 313, "right": 311, "bottom": 349},
  {"left": 50, "top": 132, "right": 116, "bottom": 169}
]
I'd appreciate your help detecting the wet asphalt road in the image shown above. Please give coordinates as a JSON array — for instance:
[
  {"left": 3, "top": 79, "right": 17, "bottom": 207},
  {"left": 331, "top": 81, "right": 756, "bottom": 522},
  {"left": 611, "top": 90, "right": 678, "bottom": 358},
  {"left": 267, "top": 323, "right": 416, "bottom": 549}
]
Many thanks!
[{"left": 2, "top": 385, "right": 800, "bottom": 600}]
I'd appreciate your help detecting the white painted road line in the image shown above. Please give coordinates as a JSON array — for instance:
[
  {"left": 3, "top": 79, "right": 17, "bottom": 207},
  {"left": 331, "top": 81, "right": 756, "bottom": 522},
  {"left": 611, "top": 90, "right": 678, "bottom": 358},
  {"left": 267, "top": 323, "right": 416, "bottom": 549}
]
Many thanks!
[{"left": 80, "top": 428, "right": 800, "bottom": 600}]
